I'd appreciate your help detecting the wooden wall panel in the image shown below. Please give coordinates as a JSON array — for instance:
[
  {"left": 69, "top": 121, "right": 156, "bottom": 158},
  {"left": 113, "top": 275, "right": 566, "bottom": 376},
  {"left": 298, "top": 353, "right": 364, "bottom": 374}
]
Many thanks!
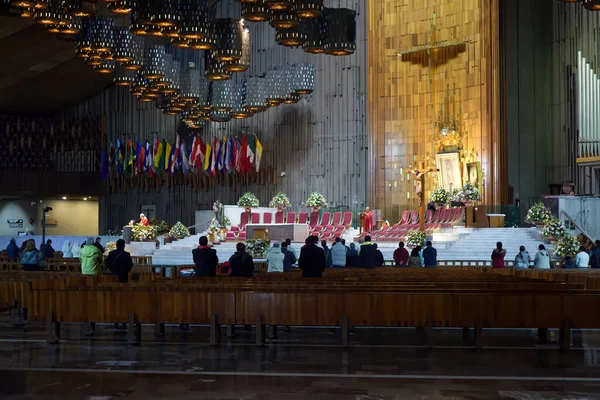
[
  {"left": 368, "top": 0, "right": 502, "bottom": 223},
  {"left": 64, "top": 0, "right": 368, "bottom": 233}
]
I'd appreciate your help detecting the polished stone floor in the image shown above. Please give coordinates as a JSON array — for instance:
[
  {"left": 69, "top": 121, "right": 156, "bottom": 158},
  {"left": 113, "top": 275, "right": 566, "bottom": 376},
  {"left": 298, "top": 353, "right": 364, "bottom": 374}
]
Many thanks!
[{"left": 1, "top": 315, "right": 600, "bottom": 399}]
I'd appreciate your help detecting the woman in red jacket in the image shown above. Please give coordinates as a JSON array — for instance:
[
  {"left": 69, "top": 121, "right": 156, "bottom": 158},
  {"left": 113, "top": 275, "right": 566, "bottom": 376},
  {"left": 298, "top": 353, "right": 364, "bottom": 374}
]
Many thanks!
[{"left": 491, "top": 241, "right": 507, "bottom": 268}]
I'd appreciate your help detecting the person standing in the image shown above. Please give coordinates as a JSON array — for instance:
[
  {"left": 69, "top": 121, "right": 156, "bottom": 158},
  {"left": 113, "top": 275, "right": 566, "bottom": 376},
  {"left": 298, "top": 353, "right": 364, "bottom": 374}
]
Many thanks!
[
  {"left": 514, "top": 245, "right": 531, "bottom": 269},
  {"left": 192, "top": 236, "right": 219, "bottom": 277},
  {"left": 94, "top": 237, "right": 105, "bottom": 254},
  {"left": 363, "top": 207, "right": 374, "bottom": 233},
  {"left": 575, "top": 246, "right": 590, "bottom": 268},
  {"left": 534, "top": 244, "right": 551, "bottom": 269},
  {"left": 80, "top": 237, "right": 103, "bottom": 275},
  {"left": 281, "top": 243, "right": 297, "bottom": 272},
  {"left": 71, "top": 241, "right": 82, "bottom": 258},
  {"left": 105, "top": 239, "right": 133, "bottom": 283},
  {"left": 266, "top": 243, "right": 285, "bottom": 273},
  {"left": 423, "top": 241, "right": 437, "bottom": 268},
  {"left": 139, "top": 213, "right": 149, "bottom": 226},
  {"left": 590, "top": 240, "right": 600, "bottom": 269},
  {"left": 346, "top": 243, "right": 359, "bottom": 267},
  {"left": 42, "top": 239, "right": 55, "bottom": 259},
  {"left": 229, "top": 243, "right": 255, "bottom": 277},
  {"left": 374, "top": 243, "right": 384, "bottom": 267},
  {"left": 285, "top": 238, "right": 297, "bottom": 259},
  {"left": 393, "top": 242, "right": 409, "bottom": 266},
  {"left": 299, "top": 236, "right": 326, "bottom": 277},
  {"left": 61, "top": 240, "right": 73, "bottom": 258},
  {"left": 358, "top": 235, "right": 377, "bottom": 268},
  {"left": 491, "top": 242, "right": 506, "bottom": 269},
  {"left": 330, "top": 237, "right": 348, "bottom": 268},
  {"left": 563, "top": 256, "right": 576, "bottom": 269},
  {"left": 321, "top": 240, "right": 333, "bottom": 268},
  {"left": 6, "top": 238, "right": 20, "bottom": 259},
  {"left": 20, "top": 239, "right": 43, "bottom": 271}
]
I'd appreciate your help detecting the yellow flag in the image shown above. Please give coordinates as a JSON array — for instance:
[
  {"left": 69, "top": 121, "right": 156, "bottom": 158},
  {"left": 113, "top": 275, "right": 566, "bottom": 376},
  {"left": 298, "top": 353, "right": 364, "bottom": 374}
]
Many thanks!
[
  {"left": 164, "top": 141, "right": 172, "bottom": 171},
  {"left": 255, "top": 136, "right": 263, "bottom": 172},
  {"left": 204, "top": 143, "right": 212, "bottom": 172}
]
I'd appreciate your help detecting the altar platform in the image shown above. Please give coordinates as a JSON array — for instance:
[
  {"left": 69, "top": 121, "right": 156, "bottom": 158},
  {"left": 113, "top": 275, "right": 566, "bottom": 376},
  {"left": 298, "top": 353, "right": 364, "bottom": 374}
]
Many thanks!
[{"left": 245, "top": 223, "right": 309, "bottom": 242}]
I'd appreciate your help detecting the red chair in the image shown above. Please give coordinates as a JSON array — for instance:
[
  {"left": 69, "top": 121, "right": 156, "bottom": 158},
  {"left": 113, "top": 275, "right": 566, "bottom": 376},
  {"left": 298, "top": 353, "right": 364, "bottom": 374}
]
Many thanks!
[
  {"left": 409, "top": 210, "right": 419, "bottom": 225},
  {"left": 342, "top": 212, "right": 353, "bottom": 227},
  {"left": 286, "top": 212, "right": 296, "bottom": 224},
  {"left": 309, "top": 212, "right": 319, "bottom": 228},
  {"left": 399, "top": 210, "right": 410, "bottom": 225},
  {"left": 236, "top": 211, "right": 250, "bottom": 233},
  {"left": 226, "top": 231, "right": 236, "bottom": 241},
  {"left": 251, "top": 213, "right": 260, "bottom": 224},
  {"left": 275, "top": 212, "right": 284, "bottom": 224},
  {"left": 424, "top": 210, "right": 433, "bottom": 224},
  {"left": 331, "top": 212, "right": 342, "bottom": 227},
  {"left": 297, "top": 212, "right": 308, "bottom": 224},
  {"left": 320, "top": 212, "right": 331, "bottom": 228},
  {"left": 263, "top": 212, "right": 272, "bottom": 224},
  {"left": 237, "top": 231, "right": 246, "bottom": 240}
]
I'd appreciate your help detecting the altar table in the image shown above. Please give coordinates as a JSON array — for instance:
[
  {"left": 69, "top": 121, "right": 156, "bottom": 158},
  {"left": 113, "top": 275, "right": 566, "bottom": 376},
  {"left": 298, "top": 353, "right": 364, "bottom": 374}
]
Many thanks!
[{"left": 245, "top": 223, "right": 309, "bottom": 242}]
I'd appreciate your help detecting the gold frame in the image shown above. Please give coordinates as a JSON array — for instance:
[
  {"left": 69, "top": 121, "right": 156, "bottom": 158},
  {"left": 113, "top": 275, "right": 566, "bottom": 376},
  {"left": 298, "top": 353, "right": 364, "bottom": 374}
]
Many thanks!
[{"left": 436, "top": 151, "right": 462, "bottom": 190}]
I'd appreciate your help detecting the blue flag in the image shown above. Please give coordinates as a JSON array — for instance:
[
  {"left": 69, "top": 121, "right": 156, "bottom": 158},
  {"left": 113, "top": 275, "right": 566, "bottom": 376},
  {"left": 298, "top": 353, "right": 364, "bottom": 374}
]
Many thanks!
[{"left": 100, "top": 149, "right": 108, "bottom": 180}]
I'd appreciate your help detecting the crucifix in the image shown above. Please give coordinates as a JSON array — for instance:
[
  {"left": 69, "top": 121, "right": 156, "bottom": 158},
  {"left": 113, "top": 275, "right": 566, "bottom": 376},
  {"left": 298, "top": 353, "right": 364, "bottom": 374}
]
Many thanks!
[
  {"left": 410, "top": 166, "right": 438, "bottom": 233},
  {"left": 396, "top": 12, "right": 469, "bottom": 163}
]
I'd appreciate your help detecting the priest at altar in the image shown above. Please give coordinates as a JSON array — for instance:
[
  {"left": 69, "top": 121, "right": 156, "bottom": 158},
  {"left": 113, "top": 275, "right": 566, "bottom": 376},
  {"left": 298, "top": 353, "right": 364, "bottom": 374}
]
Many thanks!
[{"left": 362, "top": 207, "right": 373, "bottom": 233}]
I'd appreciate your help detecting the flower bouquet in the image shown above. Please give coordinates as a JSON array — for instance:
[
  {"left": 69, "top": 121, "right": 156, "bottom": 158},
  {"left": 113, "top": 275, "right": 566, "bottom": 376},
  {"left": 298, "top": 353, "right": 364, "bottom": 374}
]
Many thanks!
[
  {"left": 458, "top": 183, "right": 481, "bottom": 203},
  {"left": 208, "top": 218, "right": 220, "bottom": 234},
  {"left": 150, "top": 219, "right": 170, "bottom": 235},
  {"left": 246, "top": 239, "right": 270, "bottom": 258},
  {"left": 169, "top": 221, "right": 190, "bottom": 239},
  {"left": 103, "top": 241, "right": 116, "bottom": 256},
  {"left": 541, "top": 217, "right": 567, "bottom": 241},
  {"left": 132, "top": 225, "right": 157, "bottom": 242},
  {"left": 406, "top": 229, "right": 426, "bottom": 248},
  {"left": 525, "top": 202, "right": 552, "bottom": 226},
  {"left": 269, "top": 192, "right": 291, "bottom": 211},
  {"left": 306, "top": 192, "right": 328, "bottom": 210},
  {"left": 553, "top": 234, "right": 580, "bottom": 258},
  {"left": 430, "top": 187, "right": 449, "bottom": 205},
  {"left": 237, "top": 192, "right": 260, "bottom": 209}
]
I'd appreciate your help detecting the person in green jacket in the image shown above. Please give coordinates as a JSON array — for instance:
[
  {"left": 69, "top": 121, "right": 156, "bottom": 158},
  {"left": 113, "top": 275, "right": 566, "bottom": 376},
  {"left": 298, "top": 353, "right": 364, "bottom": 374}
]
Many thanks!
[{"left": 80, "top": 237, "right": 103, "bottom": 275}]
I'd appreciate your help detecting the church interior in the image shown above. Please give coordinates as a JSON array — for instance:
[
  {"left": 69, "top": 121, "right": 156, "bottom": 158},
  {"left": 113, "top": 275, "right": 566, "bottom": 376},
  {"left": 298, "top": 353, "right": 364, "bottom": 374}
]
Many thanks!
[{"left": 1, "top": 0, "right": 600, "bottom": 398}]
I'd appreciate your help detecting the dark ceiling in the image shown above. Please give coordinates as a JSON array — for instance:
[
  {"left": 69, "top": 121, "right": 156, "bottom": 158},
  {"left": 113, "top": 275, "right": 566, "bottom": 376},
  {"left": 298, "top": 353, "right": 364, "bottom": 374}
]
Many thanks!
[{"left": 0, "top": 14, "right": 113, "bottom": 113}]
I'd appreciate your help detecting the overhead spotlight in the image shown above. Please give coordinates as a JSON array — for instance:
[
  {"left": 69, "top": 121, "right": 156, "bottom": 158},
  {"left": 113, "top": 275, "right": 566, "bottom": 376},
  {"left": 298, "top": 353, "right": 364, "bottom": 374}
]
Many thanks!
[
  {"left": 83, "top": 197, "right": 88, "bottom": 201},
  {"left": 62, "top": 196, "right": 67, "bottom": 200}
]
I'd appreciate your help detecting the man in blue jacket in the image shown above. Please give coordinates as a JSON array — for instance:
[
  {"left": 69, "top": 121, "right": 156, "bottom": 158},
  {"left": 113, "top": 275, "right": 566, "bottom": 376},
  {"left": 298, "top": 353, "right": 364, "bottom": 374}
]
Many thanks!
[{"left": 423, "top": 241, "right": 437, "bottom": 268}]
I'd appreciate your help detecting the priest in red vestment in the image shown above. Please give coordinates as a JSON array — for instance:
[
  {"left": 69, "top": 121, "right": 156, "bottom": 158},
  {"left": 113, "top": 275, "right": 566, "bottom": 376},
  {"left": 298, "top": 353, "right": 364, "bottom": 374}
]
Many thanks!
[
  {"left": 363, "top": 207, "right": 373, "bottom": 233},
  {"left": 139, "top": 213, "right": 149, "bottom": 227}
]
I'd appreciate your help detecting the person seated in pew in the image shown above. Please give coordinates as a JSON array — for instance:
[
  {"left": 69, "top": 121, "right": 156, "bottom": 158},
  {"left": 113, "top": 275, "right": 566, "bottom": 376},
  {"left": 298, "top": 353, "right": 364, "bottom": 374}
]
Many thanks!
[
  {"left": 534, "top": 244, "right": 551, "bottom": 269},
  {"left": 42, "top": 239, "right": 55, "bottom": 259},
  {"left": 80, "top": 237, "right": 103, "bottom": 275},
  {"left": 229, "top": 243, "right": 255, "bottom": 277},
  {"left": 575, "top": 246, "right": 590, "bottom": 269},
  {"left": 358, "top": 235, "right": 377, "bottom": 269},
  {"left": 374, "top": 243, "right": 384, "bottom": 267},
  {"left": 408, "top": 247, "right": 422, "bottom": 268},
  {"left": 491, "top": 242, "right": 506, "bottom": 269},
  {"left": 562, "top": 256, "right": 577, "bottom": 269},
  {"left": 299, "top": 235, "right": 326, "bottom": 277},
  {"left": 61, "top": 240, "right": 73, "bottom": 258},
  {"left": 105, "top": 239, "right": 133, "bottom": 283},
  {"left": 341, "top": 239, "right": 350, "bottom": 252},
  {"left": 514, "top": 245, "right": 531, "bottom": 269},
  {"left": 6, "top": 238, "right": 20, "bottom": 259},
  {"left": 192, "top": 236, "right": 219, "bottom": 277},
  {"left": 20, "top": 239, "right": 43, "bottom": 272},
  {"left": 267, "top": 243, "right": 285, "bottom": 273},
  {"left": 330, "top": 237, "right": 348, "bottom": 268},
  {"left": 94, "top": 237, "right": 105, "bottom": 254},
  {"left": 285, "top": 238, "right": 297, "bottom": 259},
  {"left": 281, "top": 243, "right": 297, "bottom": 272},
  {"left": 346, "top": 243, "right": 359, "bottom": 268},
  {"left": 393, "top": 241, "right": 409, "bottom": 267},
  {"left": 423, "top": 241, "right": 437, "bottom": 268},
  {"left": 591, "top": 240, "right": 600, "bottom": 269}
]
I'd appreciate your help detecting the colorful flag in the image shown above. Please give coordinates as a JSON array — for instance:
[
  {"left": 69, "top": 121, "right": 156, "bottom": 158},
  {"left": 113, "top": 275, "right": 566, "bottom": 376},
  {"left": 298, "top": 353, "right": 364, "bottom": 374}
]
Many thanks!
[
  {"left": 228, "top": 137, "right": 235, "bottom": 172},
  {"left": 196, "top": 137, "right": 206, "bottom": 170},
  {"left": 169, "top": 143, "right": 176, "bottom": 174},
  {"left": 181, "top": 139, "right": 190, "bottom": 175},
  {"left": 171, "top": 135, "right": 181, "bottom": 175},
  {"left": 117, "top": 139, "right": 124, "bottom": 174},
  {"left": 255, "top": 135, "right": 263, "bottom": 172},
  {"left": 240, "top": 134, "right": 248, "bottom": 173},
  {"left": 204, "top": 142, "right": 212, "bottom": 173},
  {"left": 211, "top": 136, "right": 218, "bottom": 175},
  {"left": 153, "top": 137, "right": 163, "bottom": 170},
  {"left": 216, "top": 138, "right": 224, "bottom": 172},
  {"left": 127, "top": 139, "right": 135, "bottom": 176},
  {"left": 100, "top": 149, "right": 108, "bottom": 180},
  {"left": 234, "top": 139, "right": 242, "bottom": 172},
  {"left": 145, "top": 140, "right": 154, "bottom": 177},
  {"left": 164, "top": 140, "right": 172, "bottom": 171},
  {"left": 136, "top": 142, "right": 145, "bottom": 176},
  {"left": 190, "top": 136, "right": 197, "bottom": 169},
  {"left": 108, "top": 143, "right": 115, "bottom": 176},
  {"left": 224, "top": 137, "right": 231, "bottom": 173},
  {"left": 247, "top": 134, "right": 256, "bottom": 172}
]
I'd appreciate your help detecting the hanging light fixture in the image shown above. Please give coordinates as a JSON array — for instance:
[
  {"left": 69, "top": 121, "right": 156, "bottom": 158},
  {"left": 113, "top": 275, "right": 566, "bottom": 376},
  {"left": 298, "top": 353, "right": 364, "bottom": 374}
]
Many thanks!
[
  {"left": 82, "top": 16, "right": 114, "bottom": 54},
  {"left": 114, "top": 64, "right": 137, "bottom": 85},
  {"left": 210, "top": 111, "right": 232, "bottom": 122},
  {"left": 235, "top": 0, "right": 261, "bottom": 3},
  {"left": 151, "top": 0, "right": 181, "bottom": 27},
  {"left": 291, "top": 63, "right": 315, "bottom": 94},
  {"left": 197, "top": 76, "right": 211, "bottom": 110},
  {"left": 323, "top": 7, "right": 356, "bottom": 56},
  {"left": 163, "top": 58, "right": 181, "bottom": 95},
  {"left": 155, "top": 52, "right": 174, "bottom": 88},
  {"left": 231, "top": 83, "right": 253, "bottom": 118},
  {"left": 301, "top": 17, "right": 324, "bottom": 53},
  {"left": 583, "top": 0, "right": 600, "bottom": 10},
  {"left": 213, "top": 18, "right": 243, "bottom": 62},
  {"left": 64, "top": 0, "right": 95, "bottom": 17},
  {"left": 224, "top": 27, "right": 250, "bottom": 72},
  {"left": 265, "top": 68, "right": 287, "bottom": 105},
  {"left": 244, "top": 76, "right": 268, "bottom": 111},
  {"left": 276, "top": 26, "right": 306, "bottom": 47},
  {"left": 180, "top": 61, "right": 201, "bottom": 102},
  {"left": 112, "top": 26, "right": 134, "bottom": 62},
  {"left": 142, "top": 44, "right": 166, "bottom": 79},
  {"left": 269, "top": 10, "right": 299, "bottom": 29},
  {"left": 282, "top": 65, "right": 299, "bottom": 103},
  {"left": 122, "top": 36, "right": 144, "bottom": 69},
  {"left": 12, "top": 0, "right": 35, "bottom": 9},
  {"left": 130, "top": 0, "right": 152, "bottom": 35},
  {"left": 264, "top": 0, "right": 293, "bottom": 11},
  {"left": 180, "top": 0, "right": 212, "bottom": 39},
  {"left": 188, "top": 35, "right": 216, "bottom": 50},
  {"left": 94, "top": 60, "right": 116, "bottom": 73},
  {"left": 205, "top": 50, "right": 232, "bottom": 80},
  {"left": 57, "top": 16, "right": 81, "bottom": 35},
  {"left": 108, "top": 0, "right": 134, "bottom": 14},
  {"left": 171, "top": 37, "right": 190, "bottom": 48},
  {"left": 241, "top": 2, "right": 271, "bottom": 22},
  {"left": 295, "top": 0, "right": 322, "bottom": 18},
  {"left": 210, "top": 80, "right": 235, "bottom": 112}
]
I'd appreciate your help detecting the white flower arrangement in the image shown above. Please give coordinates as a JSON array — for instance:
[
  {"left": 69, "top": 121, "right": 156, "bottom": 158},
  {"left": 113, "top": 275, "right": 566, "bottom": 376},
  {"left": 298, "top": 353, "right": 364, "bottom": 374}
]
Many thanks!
[
  {"left": 269, "top": 192, "right": 291, "bottom": 210},
  {"left": 406, "top": 230, "right": 426, "bottom": 248},
  {"left": 169, "top": 221, "right": 190, "bottom": 238},
  {"left": 525, "top": 202, "right": 552, "bottom": 225},
  {"left": 430, "top": 187, "right": 449, "bottom": 204},
  {"left": 237, "top": 192, "right": 260, "bottom": 208},
  {"left": 246, "top": 239, "right": 270, "bottom": 258},
  {"left": 208, "top": 218, "right": 221, "bottom": 234},
  {"left": 553, "top": 234, "right": 580, "bottom": 257},
  {"left": 306, "top": 192, "right": 328, "bottom": 208},
  {"left": 541, "top": 218, "right": 567, "bottom": 240},
  {"left": 103, "top": 241, "right": 116, "bottom": 256},
  {"left": 458, "top": 183, "right": 482, "bottom": 202},
  {"left": 132, "top": 225, "right": 157, "bottom": 242}
]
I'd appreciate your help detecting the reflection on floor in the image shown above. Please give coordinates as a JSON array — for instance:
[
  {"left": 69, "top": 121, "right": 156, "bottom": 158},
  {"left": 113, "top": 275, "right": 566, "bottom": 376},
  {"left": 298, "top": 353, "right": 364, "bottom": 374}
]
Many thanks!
[{"left": 1, "top": 316, "right": 600, "bottom": 399}]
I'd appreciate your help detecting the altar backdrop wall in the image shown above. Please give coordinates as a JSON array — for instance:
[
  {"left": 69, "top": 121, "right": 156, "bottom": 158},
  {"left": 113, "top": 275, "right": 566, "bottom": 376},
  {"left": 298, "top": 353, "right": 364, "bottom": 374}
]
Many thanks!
[{"left": 65, "top": 0, "right": 368, "bottom": 234}]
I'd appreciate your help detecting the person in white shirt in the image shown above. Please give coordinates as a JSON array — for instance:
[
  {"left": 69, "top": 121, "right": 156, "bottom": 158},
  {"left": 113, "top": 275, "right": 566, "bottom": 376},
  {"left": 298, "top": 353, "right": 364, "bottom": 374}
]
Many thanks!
[
  {"left": 575, "top": 246, "right": 590, "bottom": 268},
  {"left": 534, "top": 244, "right": 551, "bottom": 269}
]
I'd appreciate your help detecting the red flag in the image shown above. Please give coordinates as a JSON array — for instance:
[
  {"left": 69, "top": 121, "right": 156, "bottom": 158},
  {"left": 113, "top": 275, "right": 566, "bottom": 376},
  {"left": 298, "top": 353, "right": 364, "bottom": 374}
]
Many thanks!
[
  {"left": 190, "top": 136, "right": 197, "bottom": 168},
  {"left": 196, "top": 137, "right": 206, "bottom": 170},
  {"left": 211, "top": 136, "right": 218, "bottom": 175},
  {"left": 240, "top": 134, "right": 248, "bottom": 174}
]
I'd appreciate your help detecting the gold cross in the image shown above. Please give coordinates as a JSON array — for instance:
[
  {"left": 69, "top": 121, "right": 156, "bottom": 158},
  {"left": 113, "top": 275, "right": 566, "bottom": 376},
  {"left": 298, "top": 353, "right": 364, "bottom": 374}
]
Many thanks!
[{"left": 410, "top": 167, "right": 438, "bottom": 233}]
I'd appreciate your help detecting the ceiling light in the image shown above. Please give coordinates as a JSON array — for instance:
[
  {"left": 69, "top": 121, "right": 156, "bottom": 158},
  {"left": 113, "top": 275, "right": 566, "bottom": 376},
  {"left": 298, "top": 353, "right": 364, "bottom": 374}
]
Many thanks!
[{"left": 62, "top": 196, "right": 67, "bottom": 200}]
